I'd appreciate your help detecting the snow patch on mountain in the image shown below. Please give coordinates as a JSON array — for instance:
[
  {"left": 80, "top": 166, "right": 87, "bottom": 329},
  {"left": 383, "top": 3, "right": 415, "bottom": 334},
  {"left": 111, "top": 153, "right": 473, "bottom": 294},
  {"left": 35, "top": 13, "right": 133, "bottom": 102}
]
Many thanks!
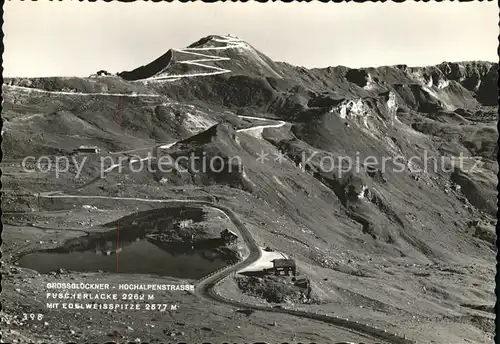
[
  {"left": 437, "top": 78, "right": 450, "bottom": 89},
  {"left": 183, "top": 111, "right": 218, "bottom": 134},
  {"left": 336, "top": 99, "right": 367, "bottom": 122},
  {"left": 386, "top": 91, "right": 398, "bottom": 123},
  {"left": 411, "top": 70, "right": 433, "bottom": 87},
  {"left": 363, "top": 73, "right": 378, "bottom": 90}
]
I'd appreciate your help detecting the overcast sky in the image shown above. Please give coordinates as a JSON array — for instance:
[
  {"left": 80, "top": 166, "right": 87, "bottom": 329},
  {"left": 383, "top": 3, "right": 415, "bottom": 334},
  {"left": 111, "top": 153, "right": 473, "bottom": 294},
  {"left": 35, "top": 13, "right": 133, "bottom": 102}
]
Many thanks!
[{"left": 3, "top": 1, "right": 498, "bottom": 77}]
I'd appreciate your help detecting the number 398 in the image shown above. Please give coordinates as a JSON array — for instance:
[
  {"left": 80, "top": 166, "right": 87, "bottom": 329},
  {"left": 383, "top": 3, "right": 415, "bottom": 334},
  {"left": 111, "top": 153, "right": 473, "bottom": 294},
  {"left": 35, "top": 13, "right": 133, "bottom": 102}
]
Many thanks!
[{"left": 22, "top": 313, "right": 43, "bottom": 321}]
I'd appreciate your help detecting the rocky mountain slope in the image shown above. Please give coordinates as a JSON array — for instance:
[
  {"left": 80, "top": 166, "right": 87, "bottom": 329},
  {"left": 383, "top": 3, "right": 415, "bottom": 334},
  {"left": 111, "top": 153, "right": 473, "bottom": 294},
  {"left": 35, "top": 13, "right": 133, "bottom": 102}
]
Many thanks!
[{"left": 2, "top": 34, "right": 497, "bottom": 343}]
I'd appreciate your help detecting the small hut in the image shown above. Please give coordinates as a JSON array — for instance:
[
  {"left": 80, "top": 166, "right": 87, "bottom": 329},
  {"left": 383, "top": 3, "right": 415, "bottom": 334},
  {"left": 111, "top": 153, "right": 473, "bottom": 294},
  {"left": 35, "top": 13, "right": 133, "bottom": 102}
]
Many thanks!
[
  {"left": 74, "top": 145, "right": 101, "bottom": 154},
  {"left": 272, "top": 258, "right": 296, "bottom": 276},
  {"left": 220, "top": 229, "right": 238, "bottom": 245},
  {"left": 97, "top": 70, "right": 111, "bottom": 76}
]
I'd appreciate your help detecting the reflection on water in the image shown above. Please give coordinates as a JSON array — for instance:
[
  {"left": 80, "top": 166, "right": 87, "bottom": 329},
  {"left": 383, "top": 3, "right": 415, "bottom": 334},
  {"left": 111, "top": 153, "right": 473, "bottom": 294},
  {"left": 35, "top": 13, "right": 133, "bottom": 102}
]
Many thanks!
[
  {"left": 17, "top": 207, "right": 230, "bottom": 279},
  {"left": 17, "top": 239, "right": 227, "bottom": 279}
]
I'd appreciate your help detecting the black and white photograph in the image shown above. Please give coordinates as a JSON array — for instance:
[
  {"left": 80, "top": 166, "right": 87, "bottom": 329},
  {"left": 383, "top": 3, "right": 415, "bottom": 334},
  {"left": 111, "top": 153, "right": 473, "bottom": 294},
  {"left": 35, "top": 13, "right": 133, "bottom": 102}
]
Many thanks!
[{"left": 1, "top": 1, "right": 498, "bottom": 344}]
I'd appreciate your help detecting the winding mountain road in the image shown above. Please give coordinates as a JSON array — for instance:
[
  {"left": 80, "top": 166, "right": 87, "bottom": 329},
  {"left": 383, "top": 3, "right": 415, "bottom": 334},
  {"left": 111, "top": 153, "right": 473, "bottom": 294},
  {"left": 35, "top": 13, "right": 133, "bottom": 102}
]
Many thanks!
[
  {"left": 8, "top": 34, "right": 412, "bottom": 343},
  {"left": 74, "top": 111, "right": 286, "bottom": 190},
  {"left": 2, "top": 84, "right": 166, "bottom": 98},
  {"left": 36, "top": 193, "right": 414, "bottom": 344},
  {"left": 135, "top": 35, "right": 245, "bottom": 81}
]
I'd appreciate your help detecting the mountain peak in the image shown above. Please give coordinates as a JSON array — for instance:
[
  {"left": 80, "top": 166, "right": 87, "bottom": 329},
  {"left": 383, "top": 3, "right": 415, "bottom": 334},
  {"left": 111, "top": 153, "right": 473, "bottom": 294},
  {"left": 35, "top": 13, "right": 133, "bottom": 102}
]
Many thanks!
[
  {"left": 117, "top": 34, "right": 283, "bottom": 81},
  {"left": 187, "top": 34, "right": 244, "bottom": 49}
]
